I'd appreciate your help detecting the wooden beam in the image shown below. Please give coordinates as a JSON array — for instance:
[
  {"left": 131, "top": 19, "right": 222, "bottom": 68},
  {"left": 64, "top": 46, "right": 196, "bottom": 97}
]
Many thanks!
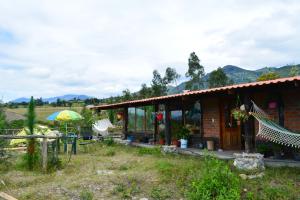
[
  {"left": 0, "top": 192, "right": 18, "bottom": 200},
  {"left": 42, "top": 138, "right": 48, "bottom": 171},
  {"left": 243, "top": 94, "right": 254, "bottom": 153},
  {"left": 123, "top": 107, "right": 128, "bottom": 139},
  {"left": 154, "top": 104, "right": 158, "bottom": 142},
  {"left": 165, "top": 104, "right": 171, "bottom": 145}
]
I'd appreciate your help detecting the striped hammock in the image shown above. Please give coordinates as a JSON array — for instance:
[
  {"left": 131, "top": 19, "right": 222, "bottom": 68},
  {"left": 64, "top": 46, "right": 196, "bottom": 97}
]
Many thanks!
[{"left": 250, "top": 101, "right": 300, "bottom": 148}]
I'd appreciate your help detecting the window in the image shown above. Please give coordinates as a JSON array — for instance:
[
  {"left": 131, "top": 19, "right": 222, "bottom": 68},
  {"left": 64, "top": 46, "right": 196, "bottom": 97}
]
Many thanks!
[
  {"left": 127, "top": 106, "right": 155, "bottom": 132},
  {"left": 128, "top": 107, "right": 135, "bottom": 132},
  {"left": 185, "top": 100, "right": 201, "bottom": 134}
]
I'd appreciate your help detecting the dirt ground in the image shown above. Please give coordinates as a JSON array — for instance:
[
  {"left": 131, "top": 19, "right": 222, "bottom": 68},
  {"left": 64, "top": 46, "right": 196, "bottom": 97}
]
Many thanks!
[{"left": 1, "top": 142, "right": 300, "bottom": 200}]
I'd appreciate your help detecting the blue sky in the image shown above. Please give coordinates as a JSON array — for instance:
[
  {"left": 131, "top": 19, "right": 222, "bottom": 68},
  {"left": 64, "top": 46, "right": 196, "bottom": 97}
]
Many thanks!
[{"left": 1, "top": 0, "right": 300, "bottom": 102}]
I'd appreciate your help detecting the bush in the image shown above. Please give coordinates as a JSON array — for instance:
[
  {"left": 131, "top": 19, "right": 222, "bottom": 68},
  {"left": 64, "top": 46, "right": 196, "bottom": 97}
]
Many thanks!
[
  {"left": 137, "top": 147, "right": 161, "bottom": 156},
  {"left": 103, "top": 137, "right": 115, "bottom": 146},
  {"left": 150, "top": 186, "right": 170, "bottom": 200},
  {"left": 104, "top": 149, "right": 116, "bottom": 156},
  {"left": 80, "top": 189, "right": 93, "bottom": 200},
  {"left": 186, "top": 155, "right": 240, "bottom": 200}
]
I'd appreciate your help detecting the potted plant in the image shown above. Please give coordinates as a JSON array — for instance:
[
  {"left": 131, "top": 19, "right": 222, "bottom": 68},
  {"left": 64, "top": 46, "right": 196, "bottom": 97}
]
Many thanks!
[
  {"left": 159, "top": 131, "right": 165, "bottom": 145},
  {"left": 178, "top": 126, "right": 190, "bottom": 149},
  {"left": 231, "top": 108, "right": 249, "bottom": 125},
  {"left": 292, "top": 148, "right": 300, "bottom": 161},
  {"left": 171, "top": 132, "right": 179, "bottom": 147}
]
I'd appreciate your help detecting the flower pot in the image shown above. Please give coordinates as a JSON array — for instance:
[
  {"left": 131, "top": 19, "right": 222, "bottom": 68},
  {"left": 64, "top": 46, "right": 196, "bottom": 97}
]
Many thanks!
[
  {"left": 273, "top": 151, "right": 284, "bottom": 159},
  {"left": 293, "top": 151, "right": 300, "bottom": 161},
  {"left": 207, "top": 140, "right": 214, "bottom": 151},
  {"left": 180, "top": 139, "right": 188, "bottom": 148},
  {"left": 159, "top": 139, "right": 165, "bottom": 145},
  {"left": 237, "top": 120, "right": 241, "bottom": 126},
  {"left": 172, "top": 139, "right": 179, "bottom": 147}
]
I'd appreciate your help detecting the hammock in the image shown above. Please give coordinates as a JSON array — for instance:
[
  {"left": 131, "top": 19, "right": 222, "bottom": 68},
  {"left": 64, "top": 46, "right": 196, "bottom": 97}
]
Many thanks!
[{"left": 250, "top": 101, "right": 300, "bottom": 148}]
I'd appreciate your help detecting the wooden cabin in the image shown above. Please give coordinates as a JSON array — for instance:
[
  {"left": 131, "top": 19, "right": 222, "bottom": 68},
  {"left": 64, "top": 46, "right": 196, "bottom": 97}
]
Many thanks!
[{"left": 92, "top": 76, "right": 300, "bottom": 151}]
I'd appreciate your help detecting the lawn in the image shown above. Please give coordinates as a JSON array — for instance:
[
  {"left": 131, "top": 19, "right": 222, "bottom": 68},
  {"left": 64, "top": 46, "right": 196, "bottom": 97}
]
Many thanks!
[
  {"left": 0, "top": 142, "right": 300, "bottom": 200},
  {"left": 6, "top": 106, "right": 83, "bottom": 122}
]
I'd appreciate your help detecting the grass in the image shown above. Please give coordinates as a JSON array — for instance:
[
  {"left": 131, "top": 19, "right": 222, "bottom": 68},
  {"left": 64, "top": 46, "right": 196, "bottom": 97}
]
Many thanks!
[
  {"left": 6, "top": 106, "right": 82, "bottom": 122},
  {"left": 0, "top": 143, "right": 300, "bottom": 199}
]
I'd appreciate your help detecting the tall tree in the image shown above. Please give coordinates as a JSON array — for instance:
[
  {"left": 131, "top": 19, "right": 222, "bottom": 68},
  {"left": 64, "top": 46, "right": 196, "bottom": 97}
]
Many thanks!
[
  {"left": 185, "top": 52, "right": 205, "bottom": 90},
  {"left": 26, "top": 96, "right": 36, "bottom": 170},
  {"left": 122, "top": 89, "right": 132, "bottom": 101},
  {"left": 289, "top": 65, "right": 299, "bottom": 77},
  {"left": 208, "top": 67, "right": 233, "bottom": 88},
  {"left": 151, "top": 70, "right": 168, "bottom": 96},
  {"left": 164, "top": 67, "right": 180, "bottom": 85},
  {"left": 0, "top": 100, "right": 6, "bottom": 156},
  {"left": 257, "top": 72, "right": 280, "bottom": 81},
  {"left": 139, "top": 83, "right": 152, "bottom": 98}
]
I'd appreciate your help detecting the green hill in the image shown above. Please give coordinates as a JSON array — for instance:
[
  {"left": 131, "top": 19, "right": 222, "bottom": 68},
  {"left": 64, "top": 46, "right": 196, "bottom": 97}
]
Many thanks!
[{"left": 168, "top": 64, "right": 300, "bottom": 94}]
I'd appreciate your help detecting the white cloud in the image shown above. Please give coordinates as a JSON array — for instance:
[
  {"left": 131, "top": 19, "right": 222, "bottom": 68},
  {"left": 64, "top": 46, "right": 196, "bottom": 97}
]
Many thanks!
[{"left": 0, "top": 0, "right": 300, "bottom": 101}]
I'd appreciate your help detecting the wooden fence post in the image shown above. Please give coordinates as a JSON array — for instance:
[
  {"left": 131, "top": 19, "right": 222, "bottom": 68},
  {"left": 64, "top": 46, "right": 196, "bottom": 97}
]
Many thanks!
[{"left": 42, "top": 138, "right": 48, "bottom": 171}]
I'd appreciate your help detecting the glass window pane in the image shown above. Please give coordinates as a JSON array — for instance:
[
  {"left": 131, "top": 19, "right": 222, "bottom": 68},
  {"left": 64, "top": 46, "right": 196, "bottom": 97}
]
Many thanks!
[
  {"left": 145, "top": 106, "right": 155, "bottom": 131},
  {"left": 185, "top": 100, "right": 201, "bottom": 134},
  {"left": 128, "top": 107, "right": 135, "bottom": 132},
  {"left": 136, "top": 107, "right": 145, "bottom": 132}
]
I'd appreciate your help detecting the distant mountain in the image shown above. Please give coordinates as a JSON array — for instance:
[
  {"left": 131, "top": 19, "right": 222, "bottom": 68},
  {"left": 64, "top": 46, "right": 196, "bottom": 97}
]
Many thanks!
[
  {"left": 168, "top": 64, "right": 300, "bottom": 94},
  {"left": 11, "top": 94, "right": 93, "bottom": 103},
  {"left": 11, "top": 97, "right": 31, "bottom": 103}
]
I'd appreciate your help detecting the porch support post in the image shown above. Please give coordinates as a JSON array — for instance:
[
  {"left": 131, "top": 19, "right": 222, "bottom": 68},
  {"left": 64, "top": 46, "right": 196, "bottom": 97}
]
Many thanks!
[
  {"left": 154, "top": 104, "right": 159, "bottom": 143},
  {"left": 165, "top": 103, "right": 171, "bottom": 145},
  {"left": 123, "top": 107, "right": 128, "bottom": 139},
  {"left": 243, "top": 94, "right": 254, "bottom": 153}
]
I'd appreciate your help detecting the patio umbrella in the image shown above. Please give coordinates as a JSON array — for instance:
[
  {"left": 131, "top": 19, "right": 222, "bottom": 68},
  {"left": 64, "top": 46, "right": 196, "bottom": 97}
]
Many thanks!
[
  {"left": 47, "top": 110, "right": 83, "bottom": 154},
  {"left": 47, "top": 110, "right": 83, "bottom": 122}
]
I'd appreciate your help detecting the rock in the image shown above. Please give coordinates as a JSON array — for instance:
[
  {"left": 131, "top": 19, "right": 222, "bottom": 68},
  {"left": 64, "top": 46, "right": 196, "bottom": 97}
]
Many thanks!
[
  {"left": 162, "top": 145, "right": 177, "bottom": 153},
  {"left": 239, "top": 174, "right": 248, "bottom": 180},
  {"left": 233, "top": 153, "right": 265, "bottom": 171},
  {"left": 96, "top": 170, "right": 114, "bottom": 175},
  {"left": 248, "top": 172, "right": 264, "bottom": 179},
  {"left": 239, "top": 172, "right": 265, "bottom": 180}
]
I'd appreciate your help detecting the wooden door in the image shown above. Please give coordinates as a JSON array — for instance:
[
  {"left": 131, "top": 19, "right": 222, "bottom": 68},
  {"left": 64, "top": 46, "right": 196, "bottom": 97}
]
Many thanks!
[{"left": 221, "top": 99, "right": 241, "bottom": 150}]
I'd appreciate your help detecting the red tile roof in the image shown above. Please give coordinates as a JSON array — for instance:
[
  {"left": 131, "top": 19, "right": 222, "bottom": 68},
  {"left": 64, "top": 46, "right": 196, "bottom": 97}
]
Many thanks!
[{"left": 92, "top": 76, "right": 300, "bottom": 109}]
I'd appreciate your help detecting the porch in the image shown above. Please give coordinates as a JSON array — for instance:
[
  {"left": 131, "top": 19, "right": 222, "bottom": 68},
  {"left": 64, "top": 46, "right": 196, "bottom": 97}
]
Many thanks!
[{"left": 120, "top": 139, "right": 300, "bottom": 168}]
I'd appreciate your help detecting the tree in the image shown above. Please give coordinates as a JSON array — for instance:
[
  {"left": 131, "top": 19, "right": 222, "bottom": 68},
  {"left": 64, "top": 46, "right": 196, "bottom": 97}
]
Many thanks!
[
  {"left": 151, "top": 70, "right": 168, "bottom": 96},
  {"left": 257, "top": 72, "right": 280, "bottom": 81},
  {"left": 26, "top": 96, "right": 36, "bottom": 170},
  {"left": 289, "top": 65, "right": 299, "bottom": 77},
  {"left": 139, "top": 83, "right": 152, "bottom": 98},
  {"left": 151, "top": 68, "right": 180, "bottom": 97},
  {"left": 164, "top": 67, "right": 180, "bottom": 85},
  {"left": 185, "top": 52, "right": 205, "bottom": 90},
  {"left": 208, "top": 67, "right": 233, "bottom": 88},
  {"left": 122, "top": 89, "right": 132, "bottom": 101},
  {"left": 0, "top": 100, "right": 7, "bottom": 156}
]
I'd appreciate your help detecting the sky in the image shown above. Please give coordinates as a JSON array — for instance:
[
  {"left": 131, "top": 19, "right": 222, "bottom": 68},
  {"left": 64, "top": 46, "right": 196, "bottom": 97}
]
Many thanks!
[{"left": 1, "top": 0, "right": 300, "bottom": 102}]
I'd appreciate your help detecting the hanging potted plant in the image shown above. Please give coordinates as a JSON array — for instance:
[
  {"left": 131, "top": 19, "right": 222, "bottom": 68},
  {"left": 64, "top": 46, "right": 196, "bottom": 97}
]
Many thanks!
[
  {"left": 231, "top": 107, "right": 249, "bottom": 125},
  {"left": 178, "top": 126, "right": 190, "bottom": 149},
  {"left": 159, "top": 131, "right": 165, "bottom": 145}
]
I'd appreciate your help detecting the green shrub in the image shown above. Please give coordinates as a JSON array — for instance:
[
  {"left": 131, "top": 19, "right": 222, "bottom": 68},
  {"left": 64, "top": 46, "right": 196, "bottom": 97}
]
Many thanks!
[
  {"left": 103, "top": 137, "right": 115, "bottom": 146},
  {"left": 137, "top": 147, "right": 161, "bottom": 156},
  {"left": 104, "top": 149, "right": 116, "bottom": 156},
  {"left": 113, "top": 177, "right": 140, "bottom": 199},
  {"left": 80, "top": 189, "right": 93, "bottom": 200},
  {"left": 187, "top": 155, "right": 240, "bottom": 200},
  {"left": 150, "top": 186, "right": 170, "bottom": 200}
]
